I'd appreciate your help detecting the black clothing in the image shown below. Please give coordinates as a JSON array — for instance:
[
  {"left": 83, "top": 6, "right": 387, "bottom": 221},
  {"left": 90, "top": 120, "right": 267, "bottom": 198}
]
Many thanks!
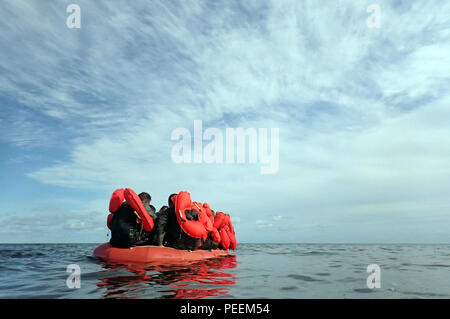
[
  {"left": 173, "top": 231, "right": 202, "bottom": 251},
  {"left": 200, "top": 233, "right": 220, "bottom": 250},
  {"left": 109, "top": 202, "right": 153, "bottom": 248},
  {"left": 154, "top": 206, "right": 181, "bottom": 246},
  {"left": 154, "top": 205, "right": 201, "bottom": 250},
  {"left": 143, "top": 202, "right": 157, "bottom": 220}
]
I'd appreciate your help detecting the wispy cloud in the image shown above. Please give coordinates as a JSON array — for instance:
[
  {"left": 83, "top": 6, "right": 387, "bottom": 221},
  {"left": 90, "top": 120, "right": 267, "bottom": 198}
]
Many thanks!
[
  {"left": 1, "top": 0, "right": 449, "bottom": 242},
  {"left": 0, "top": 207, "right": 108, "bottom": 243}
]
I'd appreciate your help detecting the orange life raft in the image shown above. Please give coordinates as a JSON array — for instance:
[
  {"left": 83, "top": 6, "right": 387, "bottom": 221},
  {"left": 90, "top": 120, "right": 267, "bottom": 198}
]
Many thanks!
[{"left": 93, "top": 243, "right": 230, "bottom": 264}]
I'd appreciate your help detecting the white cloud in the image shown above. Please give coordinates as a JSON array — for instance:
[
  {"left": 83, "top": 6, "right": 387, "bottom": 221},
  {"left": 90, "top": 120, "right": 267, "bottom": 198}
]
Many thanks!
[
  {"left": 0, "top": 207, "right": 108, "bottom": 243},
  {"left": 1, "top": 0, "right": 450, "bottom": 242}
]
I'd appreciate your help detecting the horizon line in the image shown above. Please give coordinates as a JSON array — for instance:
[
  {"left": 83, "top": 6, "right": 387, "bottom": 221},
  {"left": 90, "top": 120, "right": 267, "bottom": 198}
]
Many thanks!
[{"left": 0, "top": 242, "right": 448, "bottom": 245}]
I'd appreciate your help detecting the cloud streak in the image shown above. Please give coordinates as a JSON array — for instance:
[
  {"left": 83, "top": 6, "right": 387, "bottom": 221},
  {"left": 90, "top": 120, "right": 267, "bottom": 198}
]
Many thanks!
[{"left": 1, "top": 0, "right": 449, "bottom": 242}]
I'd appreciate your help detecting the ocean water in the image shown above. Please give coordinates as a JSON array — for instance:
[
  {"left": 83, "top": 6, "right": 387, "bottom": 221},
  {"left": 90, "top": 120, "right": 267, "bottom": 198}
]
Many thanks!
[{"left": 0, "top": 243, "right": 449, "bottom": 299}]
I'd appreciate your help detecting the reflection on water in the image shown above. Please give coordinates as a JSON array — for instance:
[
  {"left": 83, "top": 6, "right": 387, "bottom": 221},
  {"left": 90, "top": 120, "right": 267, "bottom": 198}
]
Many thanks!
[
  {"left": 96, "top": 256, "right": 237, "bottom": 299},
  {"left": 1, "top": 244, "right": 450, "bottom": 298}
]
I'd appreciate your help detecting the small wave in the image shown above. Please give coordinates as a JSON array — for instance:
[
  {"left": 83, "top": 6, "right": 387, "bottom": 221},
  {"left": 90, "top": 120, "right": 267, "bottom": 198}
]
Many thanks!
[
  {"left": 0, "top": 265, "right": 22, "bottom": 272},
  {"left": 379, "top": 247, "right": 396, "bottom": 252},
  {"left": 399, "top": 290, "right": 449, "bottom": 298},
  {"left": 353, "top": 288, "right": 375, "bottom": 293},
  {"left": 422, "top": 264, "right": 450, "bottom": 268},
  {"left": 298, "top": 251, "right": 336, "bottom": 256},
  {"left": 315, "top": 273, "right": 331, "bottom": 276},
  {"left": 280, "top": 286, "right": 298, "bottom": 291},
  {"left": 1, "top": 251, "right": 46, "bottom": 258},
  {"left": 287, "top": 274, "right": 323, "bottom": 282},
  {"left": 336, "top": 277, "right": 359, "bottom": 283},
  {"left": 401, "top": 263, "right": 450, "bottom": 268}
]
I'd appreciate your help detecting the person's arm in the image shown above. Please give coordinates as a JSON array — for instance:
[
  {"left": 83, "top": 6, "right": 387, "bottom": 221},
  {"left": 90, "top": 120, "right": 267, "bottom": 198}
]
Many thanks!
[
  {"left": 149, "top": 205, "right": 157, "bottom": 219},
  {"left": 155, "top": 209, "right": 168, "bottom": 246},
  {"left": 143, "top": 202, "right": 157, "bottom": 220}
]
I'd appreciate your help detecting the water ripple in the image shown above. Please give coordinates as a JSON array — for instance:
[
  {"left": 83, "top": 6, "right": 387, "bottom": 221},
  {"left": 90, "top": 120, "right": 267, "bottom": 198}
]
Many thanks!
[{"left": 0, "top": 243, "right": 449, "bottom": 298}]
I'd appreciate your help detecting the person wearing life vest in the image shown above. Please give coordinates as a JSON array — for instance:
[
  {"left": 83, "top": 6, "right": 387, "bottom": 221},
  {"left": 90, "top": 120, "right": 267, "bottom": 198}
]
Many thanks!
[
  {"left": 139, "top": 192, "right": 157, "bottom": 220},
  {"left": 109, "top": 192, "right": 155, "bottom": 248},
  {"left": 153, "top": 193, "right": 179, "bottom": 247},
  {"left": 200, "top": 208, "right": 221, "bottom": 250},
  {"left": 154, "top": 193, "right": 203, "bottom": 250},
  {"left": 157, "top": 206, "right": 168, "bottom": 217},
  {"left": 211, "top": 211, "right": 237, "bottom": 250}
]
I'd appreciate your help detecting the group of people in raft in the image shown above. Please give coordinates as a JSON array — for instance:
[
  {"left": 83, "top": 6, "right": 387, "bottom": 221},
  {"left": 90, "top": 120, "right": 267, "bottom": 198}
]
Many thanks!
[{"left": 107, "top": 188, "right": 237, "bottom": 251}]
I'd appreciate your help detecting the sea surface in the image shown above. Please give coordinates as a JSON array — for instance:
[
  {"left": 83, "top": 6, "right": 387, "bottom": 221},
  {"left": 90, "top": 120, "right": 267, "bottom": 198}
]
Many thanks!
[{"left": 0, "top": 243, "right": 449, "bottom": 299}]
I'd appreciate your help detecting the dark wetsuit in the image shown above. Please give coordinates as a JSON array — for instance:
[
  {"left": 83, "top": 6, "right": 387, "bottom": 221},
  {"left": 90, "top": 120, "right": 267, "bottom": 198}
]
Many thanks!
[
  {"left": 143, "top": 202, "right": 157, "bottom": 220},
  {"left": 109, "top": 202, "right": 154, "bottom": 248},
  {"left": 200, "top": 233, "right": 220, "bottom": 250},
  {"left": 154, "top": 206, "right": 201, "bottom": 250}
]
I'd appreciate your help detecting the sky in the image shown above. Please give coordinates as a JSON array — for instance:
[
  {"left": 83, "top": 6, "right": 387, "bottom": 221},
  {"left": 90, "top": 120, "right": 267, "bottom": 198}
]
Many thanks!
[{"left": 0, "top": 0, "right": 449, "bottom": 243}]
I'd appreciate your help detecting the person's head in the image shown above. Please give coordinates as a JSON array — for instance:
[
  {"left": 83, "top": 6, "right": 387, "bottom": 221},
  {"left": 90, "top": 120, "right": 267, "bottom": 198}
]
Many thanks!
[
  {"left": 168, "top": 193, "right": 177, "bottom": 207},
  {"left": 139, "top": 192, "right": 151, "bottom": 204},
  {"left": 159, "top": 205, "right": 168, "bottom": 213}
]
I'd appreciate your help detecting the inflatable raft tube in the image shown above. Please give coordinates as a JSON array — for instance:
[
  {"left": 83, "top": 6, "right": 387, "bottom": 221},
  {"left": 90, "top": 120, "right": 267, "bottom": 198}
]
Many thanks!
[{"left": 93, "top": 243, "right": 230, "bottom": 264}]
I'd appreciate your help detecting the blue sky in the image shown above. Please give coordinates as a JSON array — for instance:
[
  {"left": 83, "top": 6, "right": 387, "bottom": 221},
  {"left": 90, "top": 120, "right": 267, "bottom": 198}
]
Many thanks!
[{"left": 0, "top": 0, "right": 449, "bottom": 243}]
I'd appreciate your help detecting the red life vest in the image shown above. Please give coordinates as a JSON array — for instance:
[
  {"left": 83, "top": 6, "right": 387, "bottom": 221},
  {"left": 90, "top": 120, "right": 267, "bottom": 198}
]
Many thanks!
[
  {"left": 193, "top": 202, "right": 213, "bottom": 232},
  {"left": 106, "top": 213, "right": 113, "bottom": 229},
  {"left": 109, "top": 188, "right": 125, "bottom": 213},
  {"left": 214, "top": 212, "right": 237, "bottom": 250},
  {"left": 108, "top": 188, "right": 125, "bottom": 229},
  {"left": 203, "top": 203, "right": 221, "bottom": 243},
  {"left": 174, "top": 191, "right": 208, "bottom": 239},
  {"left": 220, "top": 226, "right": 230, "bottom": 249},
  {"left": 211, "top": 227, "right": 221, "bottom": 243},
  {"left": 123, "top": 188, "right": 154, "bottom": 232},
  {"left": 228, "top": 228, "right": 237, "bottom": 250},
  {"left": 203, "top": 203, "right": 214, "bottom": 223},
  {"left": 224, "top": 214, "right": 237, "bottom": 250},
  {"left": 213, "top": 212, "right": 227, "bottom": 230}
]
